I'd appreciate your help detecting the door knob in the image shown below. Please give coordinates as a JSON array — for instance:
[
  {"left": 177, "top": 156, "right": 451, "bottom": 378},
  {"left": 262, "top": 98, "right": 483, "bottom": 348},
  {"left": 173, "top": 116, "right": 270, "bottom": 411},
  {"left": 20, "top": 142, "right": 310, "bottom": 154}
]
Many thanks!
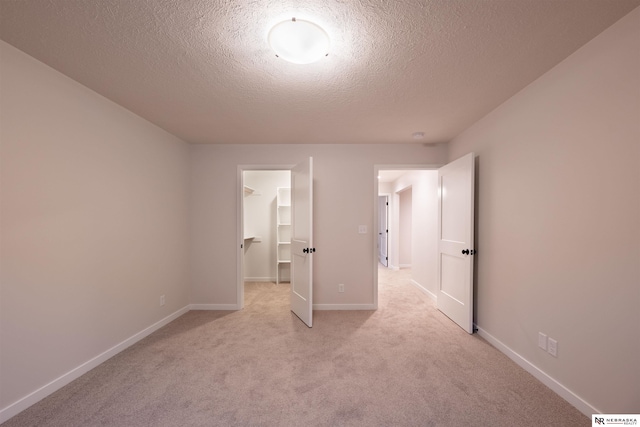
[{"left": 462, "top": 249, "right": 470, "bottom": 255}]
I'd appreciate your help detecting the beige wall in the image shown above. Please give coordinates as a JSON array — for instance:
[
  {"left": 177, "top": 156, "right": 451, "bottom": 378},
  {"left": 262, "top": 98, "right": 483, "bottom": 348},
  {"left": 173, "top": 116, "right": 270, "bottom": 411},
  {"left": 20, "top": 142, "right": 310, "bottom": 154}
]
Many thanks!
[
  {"left": 0, "top": 41, "right": 190, "bottom": 411},
  {"left": 447, "top": 8, "right": 640, "bottom": 413},
  {"left": 189, "top": 144, "right": 447, "bottom": 308},
  {"left": 398, "top": 189, "right": 412, "bottom": 267}
]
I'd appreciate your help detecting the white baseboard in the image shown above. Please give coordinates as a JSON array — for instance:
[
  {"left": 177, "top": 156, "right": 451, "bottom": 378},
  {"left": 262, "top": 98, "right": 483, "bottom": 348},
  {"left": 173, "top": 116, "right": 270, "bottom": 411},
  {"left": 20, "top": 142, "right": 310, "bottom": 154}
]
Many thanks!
[
  {"left": 399, "top": 264, "right": 412, "bottom": 269},
  {"left": 409, "top": 279, "right": 437, "bottom": 301},
  {"left": 0, "top": 305, "right": 190, "bottom": 424},
  {"left": 244, "top": 277, "right": 275, "bottom": 282},
  {"left": 313, "top": 304, "right": 377, "bottom": 310},
  {"left": 475, "top": 325, "right": 600, "bottom": 417},
  {"left": 189, "top": 304, "right": 240, "bottom": 310}
]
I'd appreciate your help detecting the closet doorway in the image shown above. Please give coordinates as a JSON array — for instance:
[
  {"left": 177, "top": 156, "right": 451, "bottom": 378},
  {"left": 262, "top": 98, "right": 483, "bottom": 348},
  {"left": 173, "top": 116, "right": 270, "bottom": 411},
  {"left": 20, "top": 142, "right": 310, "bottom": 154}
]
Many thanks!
[{"left": 240, "top": 168, "right": 292, "bottom": 307}]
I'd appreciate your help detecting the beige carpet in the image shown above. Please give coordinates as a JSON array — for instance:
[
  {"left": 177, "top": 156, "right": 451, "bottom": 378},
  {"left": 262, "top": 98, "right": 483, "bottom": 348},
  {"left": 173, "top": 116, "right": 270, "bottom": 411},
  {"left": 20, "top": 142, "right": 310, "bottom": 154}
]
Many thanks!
[{"left": 2, "top": 267, "right": 588, "bottom": 426}]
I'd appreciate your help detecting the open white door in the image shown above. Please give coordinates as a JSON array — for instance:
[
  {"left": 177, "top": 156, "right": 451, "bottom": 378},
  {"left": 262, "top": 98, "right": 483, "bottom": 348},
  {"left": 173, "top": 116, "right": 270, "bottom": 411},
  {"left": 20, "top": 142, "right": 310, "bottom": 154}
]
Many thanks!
[
  {"left": 291, "top": 157, "right": 313, "bottom": 327},
  {"left": 378, "top": 196, "right": 389, "bottom": 267},
  {"left": 437, "top": 153, "right": 475, "bottom": 334}
]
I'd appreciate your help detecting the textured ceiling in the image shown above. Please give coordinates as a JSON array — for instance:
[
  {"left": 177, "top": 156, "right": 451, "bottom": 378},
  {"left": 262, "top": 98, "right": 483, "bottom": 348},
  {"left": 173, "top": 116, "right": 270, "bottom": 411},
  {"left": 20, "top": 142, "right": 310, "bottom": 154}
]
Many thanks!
[{"left": 1, "top": 0, "right": 639, "bottom": 145}]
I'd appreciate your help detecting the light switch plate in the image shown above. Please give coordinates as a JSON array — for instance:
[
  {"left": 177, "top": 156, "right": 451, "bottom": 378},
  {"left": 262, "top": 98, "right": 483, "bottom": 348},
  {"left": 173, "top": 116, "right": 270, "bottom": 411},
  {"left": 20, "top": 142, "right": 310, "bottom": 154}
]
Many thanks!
[
  {"left": 548, "top": 338, "right": 558, "bottom": 357},
  {"left": 358, "top": 225, "right": 367, "bottom": 234},
  {"left": 538, "top": 332, "right": 547, "bottom": 350}
]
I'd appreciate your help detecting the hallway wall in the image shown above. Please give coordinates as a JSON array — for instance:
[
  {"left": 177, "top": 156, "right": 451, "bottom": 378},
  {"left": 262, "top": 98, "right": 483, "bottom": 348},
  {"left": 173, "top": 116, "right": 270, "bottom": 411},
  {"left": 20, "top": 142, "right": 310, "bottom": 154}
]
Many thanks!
[
  {"left": 398, "top": 188, "right": 412, "bottom": 268},
  {"left": 385, "top": 171, "right": 439, "bottom": 297}
]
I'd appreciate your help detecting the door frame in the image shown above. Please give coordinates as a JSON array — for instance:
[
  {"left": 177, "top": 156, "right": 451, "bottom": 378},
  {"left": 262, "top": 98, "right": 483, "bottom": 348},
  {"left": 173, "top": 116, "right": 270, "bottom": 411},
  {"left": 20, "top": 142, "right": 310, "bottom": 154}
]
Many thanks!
[
  {"left": 237, "top": 164, "right": 294, "bottom": 309},
  {"left": 373, "top": 164, "right": 442, "bottom": 309}
]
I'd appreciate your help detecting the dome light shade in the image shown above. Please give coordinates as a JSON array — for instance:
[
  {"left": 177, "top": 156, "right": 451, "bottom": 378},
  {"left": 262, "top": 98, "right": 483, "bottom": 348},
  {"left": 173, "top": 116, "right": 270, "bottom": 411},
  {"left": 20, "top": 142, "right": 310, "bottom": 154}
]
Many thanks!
[{"left": 268, "top": 18, "right": 329, "bottom": 64}]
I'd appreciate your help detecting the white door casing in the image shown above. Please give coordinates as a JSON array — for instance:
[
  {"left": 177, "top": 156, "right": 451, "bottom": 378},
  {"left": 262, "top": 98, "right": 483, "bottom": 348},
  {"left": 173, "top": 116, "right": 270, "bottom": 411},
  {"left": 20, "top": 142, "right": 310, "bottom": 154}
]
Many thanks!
[
  {"left": 437, "top": 153, "right": 475, "bottom": 334},
  {"left": 291, "top": 157, "right": 313, "bottom": 327}
]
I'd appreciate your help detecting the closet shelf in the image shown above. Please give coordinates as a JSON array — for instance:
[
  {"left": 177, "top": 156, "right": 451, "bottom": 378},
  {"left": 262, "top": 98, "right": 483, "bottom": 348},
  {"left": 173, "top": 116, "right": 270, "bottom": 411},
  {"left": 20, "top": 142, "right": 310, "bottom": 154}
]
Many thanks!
[
  {"left": 276, "top": 187, "right": 291, "bottom": 284},
  {"left": 244, "top": 185, "right": 261, "bottom": 195}
]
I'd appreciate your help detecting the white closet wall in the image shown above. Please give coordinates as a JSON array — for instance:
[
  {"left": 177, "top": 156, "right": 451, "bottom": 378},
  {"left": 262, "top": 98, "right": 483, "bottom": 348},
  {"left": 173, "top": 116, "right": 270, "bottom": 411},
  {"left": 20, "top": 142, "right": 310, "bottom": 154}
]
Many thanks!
[{"left": 243, "top": 170, "right": 290, "bottom": 282}]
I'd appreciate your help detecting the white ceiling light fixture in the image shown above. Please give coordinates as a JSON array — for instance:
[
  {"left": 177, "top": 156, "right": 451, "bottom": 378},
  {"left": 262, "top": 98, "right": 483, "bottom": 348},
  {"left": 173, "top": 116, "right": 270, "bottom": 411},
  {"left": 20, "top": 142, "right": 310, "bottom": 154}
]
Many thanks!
[{"left": 268, "top": 17, "right": 330, "bottom": 64}]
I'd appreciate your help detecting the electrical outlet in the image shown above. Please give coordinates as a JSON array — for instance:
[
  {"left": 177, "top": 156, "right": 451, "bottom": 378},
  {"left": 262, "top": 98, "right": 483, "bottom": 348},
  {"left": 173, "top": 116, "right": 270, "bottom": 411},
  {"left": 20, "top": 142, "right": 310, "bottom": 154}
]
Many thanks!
[
  {"left": 548, "top": 338, "right": 558, "bottom": 357},
  {"left": 338, "top": 284, "right": 345, "bottom": 293},
  {"left": 538, "top": 332, "right": 547, "bottom": 350},
  {"left": 160, "top": 295, "right": 165, "bottom": 306}
]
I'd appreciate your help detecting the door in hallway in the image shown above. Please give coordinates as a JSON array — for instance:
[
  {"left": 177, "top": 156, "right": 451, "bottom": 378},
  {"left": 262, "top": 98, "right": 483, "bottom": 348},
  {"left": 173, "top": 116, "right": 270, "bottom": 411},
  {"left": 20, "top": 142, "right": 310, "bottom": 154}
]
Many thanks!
[{"left": 437, "top": 153, "right": 475, "bottom": 334}]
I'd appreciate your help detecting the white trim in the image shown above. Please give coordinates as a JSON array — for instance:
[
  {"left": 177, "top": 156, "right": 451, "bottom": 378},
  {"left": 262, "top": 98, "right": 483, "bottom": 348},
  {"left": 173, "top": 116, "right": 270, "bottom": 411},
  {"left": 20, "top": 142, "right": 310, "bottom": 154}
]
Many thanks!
[
  {"left": 313, "top": 304, "right": 377, "bottom": 310},
  {"left": 189, "top": 304, "right": 240, "bottom": 311},
  {"left": 410, "top": 279, "right": 437, "bottom": 301},
  {"left": 237, "top": 166, "right": 245, "bottom": 310},
  {"left": 398, "top": 264, "right": 412, "bottom": 269},
  {"left": 475, "top": 325, "right": 600, "bottom": 417},
  {"left": 0, "top": 305, "right": 190, "bottom": 424},
  {"left": 243, "top": 277, "right": 275, "bottom": 282}
]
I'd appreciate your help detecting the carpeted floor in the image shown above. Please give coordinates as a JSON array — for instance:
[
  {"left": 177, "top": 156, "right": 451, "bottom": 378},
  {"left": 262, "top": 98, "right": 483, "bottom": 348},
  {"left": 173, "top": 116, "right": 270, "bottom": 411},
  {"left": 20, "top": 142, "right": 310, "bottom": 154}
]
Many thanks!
[{"left": 2, "top": 267, "right": 588, "bottom": 426}]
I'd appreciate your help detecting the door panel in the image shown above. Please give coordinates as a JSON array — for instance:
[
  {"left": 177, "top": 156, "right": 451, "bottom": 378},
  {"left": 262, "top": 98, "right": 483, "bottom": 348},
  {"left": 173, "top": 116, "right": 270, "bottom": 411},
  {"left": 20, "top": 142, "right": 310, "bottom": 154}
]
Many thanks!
[
  {"left": 291, "top": 157, "right": 313, "bottom": 327},
  {"left": 441, "top": 173, "right": 468, "bottom": 244},
  {"left": 440, "top": 253, "right": 465, "bottom": 303},
  {"left": 437, "top": 153, "right": 475, "bottom": 334}
]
